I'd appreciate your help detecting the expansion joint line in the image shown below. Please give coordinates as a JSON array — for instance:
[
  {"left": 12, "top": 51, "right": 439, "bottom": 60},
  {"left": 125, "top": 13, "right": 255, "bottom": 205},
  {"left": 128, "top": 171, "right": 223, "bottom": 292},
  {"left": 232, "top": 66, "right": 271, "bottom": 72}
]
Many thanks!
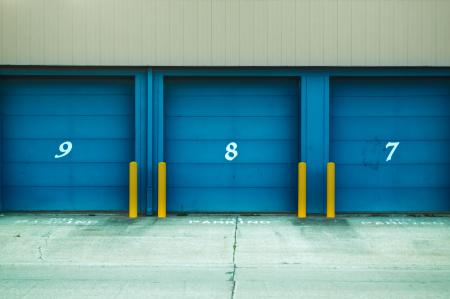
[{"left": 230, "top": 216, "right": 238, "bottom": 299}]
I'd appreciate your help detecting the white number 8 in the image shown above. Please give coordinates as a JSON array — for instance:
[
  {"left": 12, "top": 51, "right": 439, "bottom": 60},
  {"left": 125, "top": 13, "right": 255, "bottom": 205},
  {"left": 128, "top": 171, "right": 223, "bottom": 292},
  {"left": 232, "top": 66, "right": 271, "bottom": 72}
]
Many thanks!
[
  {"left": 54, "top": 141, "right": 73, "bottom": 159},
  {"left": 225, "top": 142, "right": 238, "bottom": 161}
]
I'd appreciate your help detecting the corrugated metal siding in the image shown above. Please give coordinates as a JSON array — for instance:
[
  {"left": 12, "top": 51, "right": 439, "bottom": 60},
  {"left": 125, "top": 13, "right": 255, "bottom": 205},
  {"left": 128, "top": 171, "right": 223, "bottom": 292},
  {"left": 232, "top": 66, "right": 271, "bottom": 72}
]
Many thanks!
[
  {"left": 330, "top": 77, "right": 450, "bottom": 212},
  {"left": 0, "top": 77, "right": 134, "bottom": 211},
  {"left": 164, "top": 77, "right": 300, "bottom": 212},
  {"left": 1, "top": 0, "right": 449, "bottom": 67}
]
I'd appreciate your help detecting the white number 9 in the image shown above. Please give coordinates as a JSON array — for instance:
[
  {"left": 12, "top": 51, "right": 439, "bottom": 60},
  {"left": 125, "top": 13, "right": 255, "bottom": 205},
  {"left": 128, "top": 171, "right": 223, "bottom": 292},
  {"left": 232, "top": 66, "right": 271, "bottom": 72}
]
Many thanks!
[{"left": 54, "top": 141, "right": 73, "bottom": 159}]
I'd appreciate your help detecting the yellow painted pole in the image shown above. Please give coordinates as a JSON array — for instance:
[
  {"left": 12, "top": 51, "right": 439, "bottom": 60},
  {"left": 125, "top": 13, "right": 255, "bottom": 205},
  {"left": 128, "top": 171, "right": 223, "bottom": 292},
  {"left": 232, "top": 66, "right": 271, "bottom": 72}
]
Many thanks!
[
  {"left": 327, "top": 162, "right": 335, "bottom": 218},
  {"left": 298, "top": 162, "right": 307, "bottom": 218},
  {"left": 129, "top": 161, "right": 138, "bottom": 219},
  {"left": 158, "top": 162, "right": 167, "bottom": 218}
]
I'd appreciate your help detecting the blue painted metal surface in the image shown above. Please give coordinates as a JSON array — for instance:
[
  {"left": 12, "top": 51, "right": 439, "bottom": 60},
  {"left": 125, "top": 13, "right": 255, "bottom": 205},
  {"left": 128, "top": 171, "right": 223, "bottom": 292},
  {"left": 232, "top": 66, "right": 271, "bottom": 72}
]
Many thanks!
[
  {"left": 331, "top": 77, "right": 450, "bottom": 212},
  {"left": 302, "top": 74, "right": 329, "bottom": 214},
  {"left": 145, "top": 71, "right": 154, "bottom": 214},
  {"left": 164, "top": 77, "right": 299, "bottom": 212},
  {"left": 0, "top": 77, "right": 135, "bottom": 211},
  {"left": 1, "top": 67, "right": 449, "bottom": 214},
  {"left": 134, "top": 72, "right": 149, "bottom": 214}
]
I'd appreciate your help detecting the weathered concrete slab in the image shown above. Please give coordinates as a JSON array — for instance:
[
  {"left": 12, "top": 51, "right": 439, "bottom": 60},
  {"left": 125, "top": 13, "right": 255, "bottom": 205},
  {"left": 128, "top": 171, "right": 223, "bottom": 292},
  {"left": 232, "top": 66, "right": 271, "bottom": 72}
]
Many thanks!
[
  {"left": 0, "top": 265, "right": 231, "bottom": 299},
  {"left": 0, "top": 214, "right": 449, "bottom": 299},
  {"left": 235, "top": 216, "right": 450, "bottom": 267},
  {"left": 235, "top": 267, "right": 450, "bottom": 299},
  {"left": 0, "top": 215, "right": 236, "bottom": 266}
]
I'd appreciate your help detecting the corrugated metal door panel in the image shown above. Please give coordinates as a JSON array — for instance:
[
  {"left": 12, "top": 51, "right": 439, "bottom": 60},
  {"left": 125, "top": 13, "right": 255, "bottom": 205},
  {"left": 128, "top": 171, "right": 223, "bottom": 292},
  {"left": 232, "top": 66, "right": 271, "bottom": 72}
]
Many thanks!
[
  {"left": 331, "top": 77, "right": 450, "bottom": 212},
  {"left": 165, "top": 77, "right": 299, "bottom": 213},
  {"left": 0, "top": 77, "right": 134, "bottom": 211}
]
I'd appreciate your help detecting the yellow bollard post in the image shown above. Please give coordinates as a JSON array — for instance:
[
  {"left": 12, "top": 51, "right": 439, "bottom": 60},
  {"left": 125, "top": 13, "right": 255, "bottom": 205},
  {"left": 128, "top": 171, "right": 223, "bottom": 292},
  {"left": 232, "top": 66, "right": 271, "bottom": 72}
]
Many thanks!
[
  {"left": 298, "top": 162, "right": 307, "bottom": 218},
  {"left": 327, "top": 162, "right": 335, "bottom": 218},
  {"left": 129, "top": 161, "right": 138, "bottom": 219},
  {"left": 158, "top": 162, "right": 167, "bottom": 218}
]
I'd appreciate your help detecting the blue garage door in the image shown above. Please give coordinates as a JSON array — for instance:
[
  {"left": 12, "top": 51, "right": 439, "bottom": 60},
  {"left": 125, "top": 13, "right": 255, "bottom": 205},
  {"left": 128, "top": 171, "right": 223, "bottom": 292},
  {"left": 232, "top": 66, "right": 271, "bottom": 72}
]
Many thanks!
[
  {"left": 165, "top": 77, "right": 299, "bottom": 212},
  {"left": 331, "top": 77, "right": 450, "bottom": 212},
  {"left": 0, "top": 77, "right": 134, "bottom": 211}
]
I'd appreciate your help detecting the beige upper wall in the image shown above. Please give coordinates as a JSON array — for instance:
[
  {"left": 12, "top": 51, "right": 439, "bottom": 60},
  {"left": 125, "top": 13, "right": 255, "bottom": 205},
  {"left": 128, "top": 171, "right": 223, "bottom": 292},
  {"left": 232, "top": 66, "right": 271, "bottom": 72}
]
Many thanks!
[{"left": 1, "top": 0, "right": 449, "bottom": 67}]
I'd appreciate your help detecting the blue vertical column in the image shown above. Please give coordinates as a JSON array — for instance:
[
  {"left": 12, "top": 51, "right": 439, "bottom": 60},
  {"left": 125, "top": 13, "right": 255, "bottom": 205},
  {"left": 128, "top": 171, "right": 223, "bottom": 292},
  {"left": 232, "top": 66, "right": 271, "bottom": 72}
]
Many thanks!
[
  {"left": 146, "top": 69, "right": 154, "bottom": 215},
  {"left": 0, "top": 81, "right": 2, "bottom": 211},
  {"left": 151, "top": 73, "right": 164, "bottom": 215},
  {"left": 135, "top": 72, "right": 148, "bottom": 214},
  {"left": 301, "top": 73, "right": 330, "bottom": 214}
]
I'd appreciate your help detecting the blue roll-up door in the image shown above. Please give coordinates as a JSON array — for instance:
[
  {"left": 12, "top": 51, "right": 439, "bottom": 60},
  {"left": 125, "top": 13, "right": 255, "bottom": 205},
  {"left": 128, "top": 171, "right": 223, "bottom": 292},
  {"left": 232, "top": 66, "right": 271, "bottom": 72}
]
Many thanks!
[
  {"left": 331, "top": 77, "right": 450, "bottom": 212},
  {"left": 165, "top": 77, "right": 299, "bottom": 212},
  {"left": 0, "top": 77, "right": 134, "bottom": 211}
]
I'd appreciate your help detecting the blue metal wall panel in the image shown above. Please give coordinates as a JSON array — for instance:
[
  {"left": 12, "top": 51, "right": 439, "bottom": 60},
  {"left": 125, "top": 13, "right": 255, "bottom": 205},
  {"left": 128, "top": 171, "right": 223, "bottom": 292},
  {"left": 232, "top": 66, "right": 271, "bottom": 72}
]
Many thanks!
[
  {"left": 145, "top": 71, "right": 153, "bottom": 214},
  {"left": 302, "top": 74, "right": 329, "bottom": 214},
  {"left": 0, "top": 77, "right": 134, "bottom": 211},
  {"left": 331, "top": 77, "right": 450, "bottom": 212},
  {"left": 134, "top": 72, "right": 149, "bottom": 214},
  {"left": 164, "top": 77, "right": 299, "bottom": 212}
]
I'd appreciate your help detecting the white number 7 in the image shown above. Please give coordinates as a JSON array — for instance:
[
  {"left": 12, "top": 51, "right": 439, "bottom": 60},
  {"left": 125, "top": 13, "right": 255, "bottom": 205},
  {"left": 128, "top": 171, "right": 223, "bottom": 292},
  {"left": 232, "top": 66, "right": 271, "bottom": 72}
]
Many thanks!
[{"left": 385, "top": 141, "right": 399, "bottom": 162}]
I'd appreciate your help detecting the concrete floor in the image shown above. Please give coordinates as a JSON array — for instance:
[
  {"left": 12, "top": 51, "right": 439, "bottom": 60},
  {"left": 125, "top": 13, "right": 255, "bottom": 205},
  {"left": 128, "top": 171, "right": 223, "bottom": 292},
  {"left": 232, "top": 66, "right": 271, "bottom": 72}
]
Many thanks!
[{"left": 0, "top": 214, "right": 449, "bottom": 299}]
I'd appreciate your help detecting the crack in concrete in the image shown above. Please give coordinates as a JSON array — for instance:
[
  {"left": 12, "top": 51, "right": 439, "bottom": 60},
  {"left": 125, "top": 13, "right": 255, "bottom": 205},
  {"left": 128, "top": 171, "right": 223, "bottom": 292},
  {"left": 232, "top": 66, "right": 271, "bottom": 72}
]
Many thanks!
[
  {"left": 230, "top": 216, "right": 238, "bottom": 299},
  {"left": 37, "top": 246, "right": 44, "bottom": 261},
  {"left": 37, "top": 231, "right": 52, "bottom": 261}
]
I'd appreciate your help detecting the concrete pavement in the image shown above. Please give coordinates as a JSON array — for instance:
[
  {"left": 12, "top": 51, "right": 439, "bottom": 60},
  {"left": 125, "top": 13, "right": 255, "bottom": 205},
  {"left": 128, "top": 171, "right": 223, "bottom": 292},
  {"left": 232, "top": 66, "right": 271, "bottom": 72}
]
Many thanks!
[{"left": 0, "top": 214, "right": 449, "bottom": 298}]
